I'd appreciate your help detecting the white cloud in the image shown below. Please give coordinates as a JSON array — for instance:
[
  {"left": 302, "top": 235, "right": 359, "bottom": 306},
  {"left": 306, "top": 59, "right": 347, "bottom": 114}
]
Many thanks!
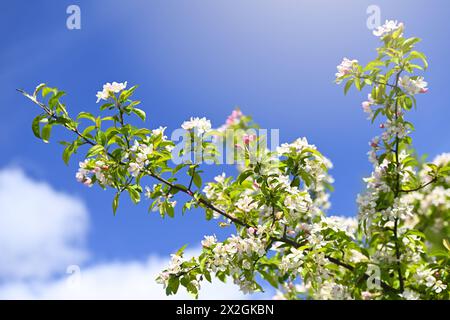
[
  {"left": 0, "top": 249, "right": 271, "bottom": 300},
  {"left": 0, "top": 167, "right": 270, "bottom": 299},
  {"left": 0, "top": 167, "right": 89, "bottom": 280}
]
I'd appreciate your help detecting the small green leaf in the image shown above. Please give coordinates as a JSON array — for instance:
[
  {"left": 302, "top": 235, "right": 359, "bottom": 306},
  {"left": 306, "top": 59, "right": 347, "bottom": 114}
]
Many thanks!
[
  {"left": 409, "top": 51, "right": 428, "bottom": 69},
  {"left": 176, "top": 244, "right": 188, "bottom": 256},
  {"left": 41, "top": 124, "right": 52, "bottom": 143},
  {"left": 86, "top": 144, "right": 104, "bottom": 158},
  {"left": 127, "top": 186, "right": 141, "bottom": 204},
  {"left": 77, "top": 112, "right": 96, "bottom": 122},
  {"left": 113, "top": 192, "right": 120, "bottom": 215},
  {"left": 132, "top": 108, "right": 146, "bottom": 121},
  {"left": 62, "top": 144, "right": 74, "bottom": 165},
  {"left": 166, "top": 277, "right": 180, "bottom": 295},
  {"left": 193, "top": 173, "right": 202, "bottom": 189},
  {"left": 32, "top": 115, "right": 43, "bottom": 139}
]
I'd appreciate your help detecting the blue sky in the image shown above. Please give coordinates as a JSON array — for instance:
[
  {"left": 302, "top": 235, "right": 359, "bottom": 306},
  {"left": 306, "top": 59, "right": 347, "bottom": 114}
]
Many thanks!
[{"left": 0, "top": 0, "right": 449, "bottom": 298}]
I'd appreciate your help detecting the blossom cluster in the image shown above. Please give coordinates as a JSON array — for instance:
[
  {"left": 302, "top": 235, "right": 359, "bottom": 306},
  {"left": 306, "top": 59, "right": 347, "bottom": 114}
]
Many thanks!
[
  {"left": 372, "top": 20, "right": 403, "bottom": 38},
  {"left": 95, "top": 81, "right": 127, "bottom": 103},
  {"left": 181, "top": 117, "right": 212, "bottom": 135},
  {"left": 335, "top": 58, "right": 358, "bottom": 83},
  {"left": 398, "top": 76, "right": 428, "bottom": 95},
  {"left": 76, "top": 159, "right": 109, "bottom": 187}
]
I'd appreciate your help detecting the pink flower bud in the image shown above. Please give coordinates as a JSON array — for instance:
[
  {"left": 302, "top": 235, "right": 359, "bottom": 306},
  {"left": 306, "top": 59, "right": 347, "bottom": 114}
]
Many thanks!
[
  {"left": 247, "top": 227, "right": 256, "bottom": 235},
  {"left": 379, "top": 123, "right": 385, "bottom": 129},
  {"left": 370, "top": 142, "right": 378, "bottom": 148},
  {"left": 420, "top": 88, "right": 428, "bottom": 93},
  {"left": 243, "top": 134, "right": 256, "bottom": 145}
]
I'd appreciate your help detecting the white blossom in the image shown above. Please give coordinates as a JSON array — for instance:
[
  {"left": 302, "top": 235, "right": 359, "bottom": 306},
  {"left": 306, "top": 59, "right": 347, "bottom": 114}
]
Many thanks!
[
  {"left": 201, "top": 235, "right": 217, "bottom": 248},
  {"left": 181, "top": 117, "right": 212, "bottom": 135},
  {"left": 335, "top": 58, "right": 358, "bottom": 83},
  {"left": 400, "top": 289, "right": 420, "bottom": 300},
  {"left": 373, "top": 20, "right": 403, "bottom": 37},
  {"left": 398, "top": 76, "right": 428, "bottom": 95},
  {"left": 236, "top": 195, "right": 258, "bottom": 213},
  {"left": 96, "top": 81, "right": 127, "bottom": 103}
]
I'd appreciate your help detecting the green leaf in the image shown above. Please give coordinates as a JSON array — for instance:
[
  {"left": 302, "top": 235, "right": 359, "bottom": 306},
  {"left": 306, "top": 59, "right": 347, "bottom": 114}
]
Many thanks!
[
  {"left": 237, "top": 170, "right": 253, "bottom": 184},
  {"left": 409, "top": 51, "right": 428, "bottom": 69},
  {"left": 193, "top": 173, "right": 202, "bottom": 189},
  {"left": 354, "top": 79, "right": 362, "bottom": 91},
  {"left": 371, "top": 108, "right": 383, "bottom": 123},
  {"left": 260, "top": 270, "right": 279, "bottom": 288},
  {"left": 31, "top": 115, "right": 43, "bottom": 139},
  {"left": 166, "top": 203, "right": 175, "bottom": 217},
  {"left": 119, "top": 85, "right": 138, "bottom": 103},
  {"left": 62, "top": 144, "right": 74, "bottom": 165},
  {"left": 166, "top": 277, "right": 180, "bottom": 295},
  {"left": 127, "top": 186, "right": 141, "bottom": 204},
  {"left": 100, "top": 103, "right": 115, "bottom": 111},
  {"left": 42, "top": 87, "right": 54, "bottom": 97},
  {"left": 77, "top": 112, "right": 96, "bottom": 122},
  {"left": 176, "top": 244, "right": 188, "bottom": 256},
  {"left": 86, "top": 144, "right": 104, "bottom": 158},
  {"left": 132, "top": 108, "right": 146, "bottom": 121},
  {"left": 113, "top": 192, "right": 120, "bottom": 215},
  {"left": 344, "top": 79, "right": 354, "bottom": 95},
  {"left": 41, "top": 123, "right": 52, "bottom": 143}
]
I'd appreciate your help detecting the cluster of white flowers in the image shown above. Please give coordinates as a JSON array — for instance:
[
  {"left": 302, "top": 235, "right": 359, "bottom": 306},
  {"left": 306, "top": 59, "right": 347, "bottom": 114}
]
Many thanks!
[
  {"left": 361, "top": 94, "right": 376, "bottom": 119},
  {"left": 280, "top": 247, "right": 304, "bottom": 275},
  {"left": 284, "top": 192, "right": 312, "bottom": 219},
  {"left": 357, "top": 156, "right": 396, "bottom": 229},
  {"left": 373, "top": 20, "right": 403, "bottom": 38},
  {"left": 418, "top": 186, "right": 450, "bottom": 211},
  {"left": 371, "top": 244, "right": 398, "bottom": 264},
  {"left": 398, "top": 76, "right": 428, "bottom": 95},
  {"left": 414, "top": 267, "right": 448, "bottom": 294},
  {"left": 276, "top": 137, "right": 315, "bottom": 156},
  {"left": 321, "top": 216, "right": 358, "bottom": 238},
  {"left": 127, "top": 140, "right": 153, "bottom": 177},
  {"left": 181, "top": 117, "right": 212, "bottom": 135},
  {"left": 235, "top": 195, "right": 258, "bottom": 213},
  {"left": 400, "top": 289, "right": 420, "bottom": 300},
  {"left": 276, "top": 138, "right": 333, "bottom": 213},
  {"left": 335, "top": 58, "right": 358, "bottom": 83},
  {"left": 201, "top": 235, "right": 217, "bottom": 248},
  {"left": 96, "top": 81, "right": 127, "bottom": 103},
  {"left": 313, "top": 281, "right": 352, "bottom": 300},
  {"left": 202, "top": 173, "right": 230, "bottom": 219},
  {"left": 381, "top": 119, "right": 409, "bottom": 140},
  {"left": 151, "top": 126, "right": 167, "bottom": 139},
  {"left": 76, "top": 159, "right": 109, "bottom": 186},
  {"left": 156, "top": 254, "right": 199, "bottom": 290},
  {"left": 380, "top": 197, "right": 414, "bottom": 225},
  {"left": 200, "top": 234, "right": 266, "bottom": 293},
  {"left": 145, "top": 184, "right": 177, "bottom": 211}
]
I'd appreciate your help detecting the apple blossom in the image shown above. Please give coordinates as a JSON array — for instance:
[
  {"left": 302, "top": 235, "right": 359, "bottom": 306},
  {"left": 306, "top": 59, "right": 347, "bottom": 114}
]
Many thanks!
[{"left": 373, "top": 20, "right": 403, "bottom": 38}]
